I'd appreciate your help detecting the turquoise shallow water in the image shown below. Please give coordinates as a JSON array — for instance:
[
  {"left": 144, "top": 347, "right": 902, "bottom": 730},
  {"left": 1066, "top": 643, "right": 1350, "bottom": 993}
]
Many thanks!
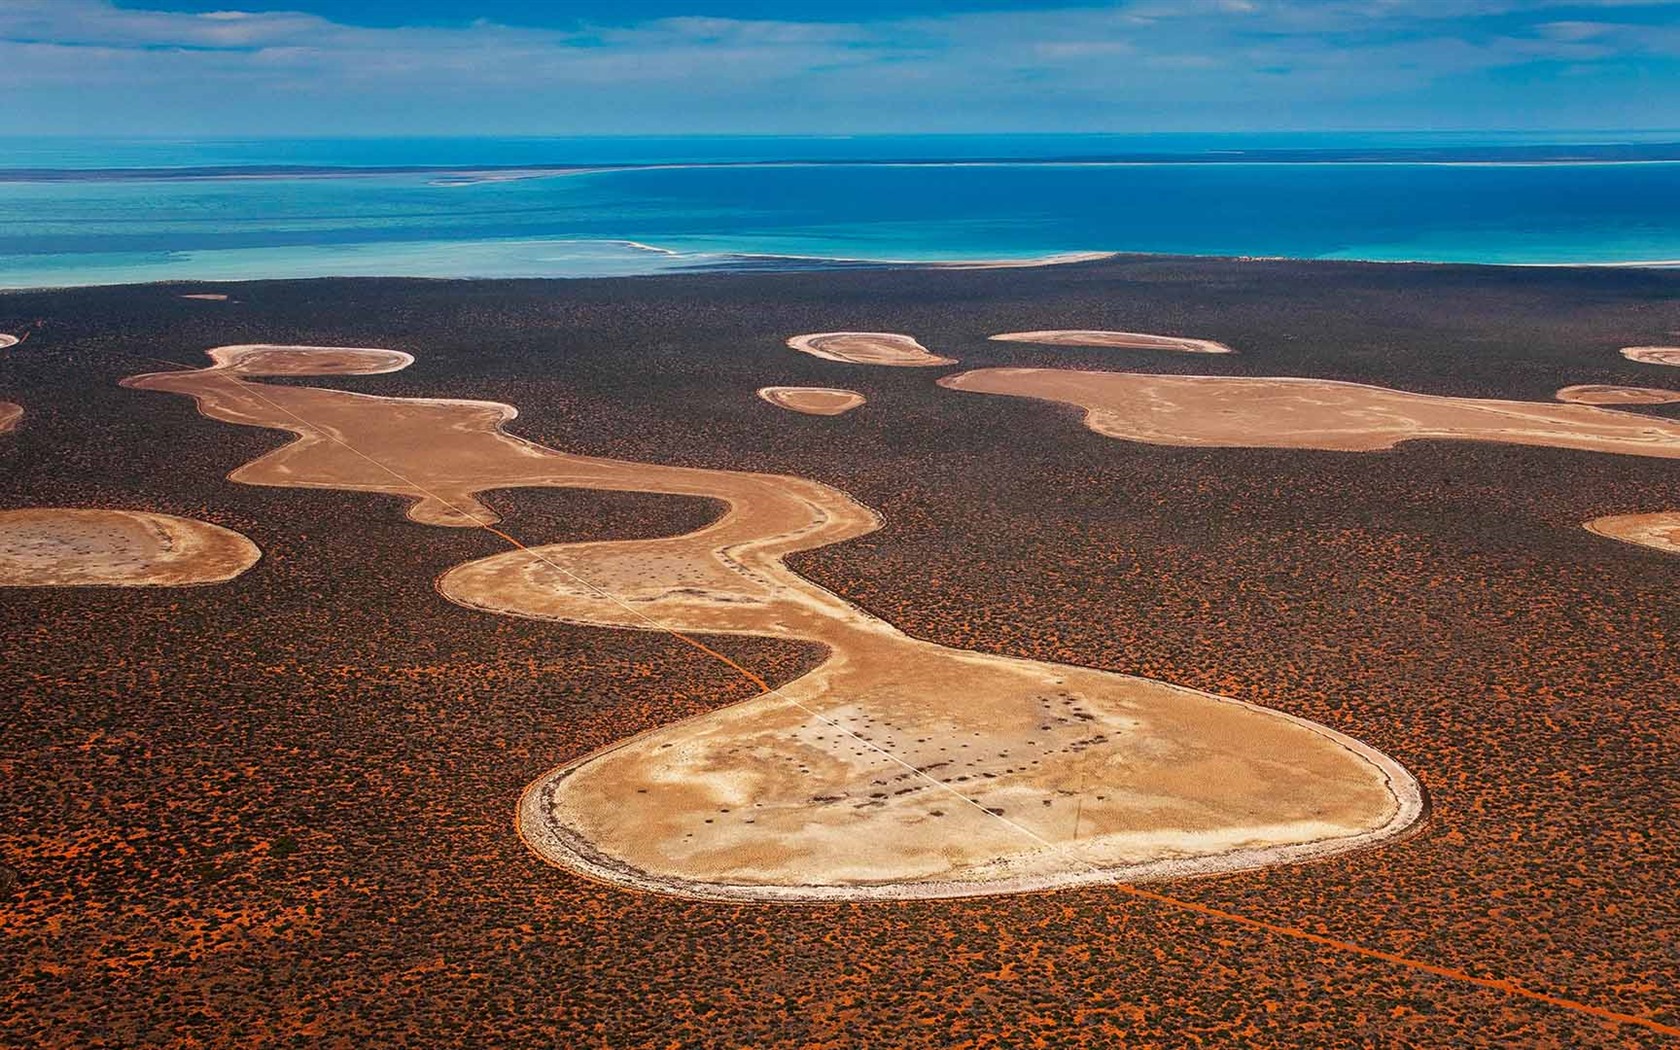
[{"left": 2, "top": 135, "right": 1678, "bottom": 287}]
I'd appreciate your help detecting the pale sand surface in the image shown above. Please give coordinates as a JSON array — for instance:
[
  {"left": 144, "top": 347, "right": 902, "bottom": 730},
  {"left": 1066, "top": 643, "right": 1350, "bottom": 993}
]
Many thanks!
[
  {"left": 1584, "top": 512, "right": 1680, "bottom": 555},
  {"left": 0, "top": 508, "right": 260, "bottom": 587},
  {"left": 757, "top": 386, "right": 867, "bottom": 416},
  {"left": 938, "top": 251, "right": 1116, "bottom": 270},
  {"left": 729, "top": 250, "right": 1115, "bottom": 271},
  {"left": 787, "top": 332, "right": 956, "bottom": 367},
  {"left": 939, "top": 369, "right": 1680, "bottom": 458},
  {"left": 1622, "top": 346, "right": 1680, "bottom": 366},
  {"left": 3, "top": 335, "right": 25, "bottom": 429},
  {"left": 179, "top": 293, "right": 231, "bottom": 301},
  {"left": 991, "top": 330, "right": 1234, "bottom": 354},
  {"left": 124, "top": 345, "right": 1421, "bottom": 901},
  {"left": 1555, "top": 384, "right": 1680, "bottom": 405}
]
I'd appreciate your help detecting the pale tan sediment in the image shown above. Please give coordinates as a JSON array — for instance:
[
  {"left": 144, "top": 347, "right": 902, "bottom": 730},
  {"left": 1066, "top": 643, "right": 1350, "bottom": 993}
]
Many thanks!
[
  {"left": 787, "top": 332, "right": 956, "bottom": 367},
  {"left": 756, "top": 386, "right": 866, "bottom": 416},
  {"left": 936, "top": 251, "right": 1117, "bottom": 270},
  {"left": 180, "top": 293, "right": 231, "bottom": 301},
  {"left": 3, "top": 334, "right": 26, "bottom": 426},
  {"left": 1584, "top": 512, "right": 1680, "bottom": 555},
  {"left": 0, "top": 508, "right": 260, "bottom": 587},
  {"left": 1555, "top": 384, "right": 1680, "bottom": 405},
  {"left": 938, "top": 368, "right": 1680, "bottom": 458},
  {"left": 698, "top": 250, "right": 1115, "bottom": 271},
  {"left": 125, "top": 344, "right": 1421, "bottom": 902},
  {"left": 121, "top": 345, "right": 492, "bottom": 527},
  {"left": 990, "top": 330, "right": 1234, "bottom": 354},
  {"left": 1622, "top": 346, "right": 1680, "bottom": 367}
]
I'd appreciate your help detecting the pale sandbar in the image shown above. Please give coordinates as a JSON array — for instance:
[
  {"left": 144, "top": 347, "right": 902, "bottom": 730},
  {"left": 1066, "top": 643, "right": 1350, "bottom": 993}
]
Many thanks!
[
  {"left": 990, "top": 330, "right": 1234, "bottom": 354},
  {"left": 1622, "top": 346, "right": 1680, "bottom": 366},
  {"left": 1584, "top": 512, "right": 1680, "bottom": 555},
  {"left": 787, "top": 332, "right": 956, "bottom": 367},
  {"left": 757, "top": 386, "right": 866, "bottom": 416},
  {"left": 1555, "top": 384, "right": 1680, "bottom": 405},
  {"left": 939, "top": 369, "right": 1680, "bottom": 458},
  {"left": 0, "top": 508, "right": 260, "bottom": 587}
]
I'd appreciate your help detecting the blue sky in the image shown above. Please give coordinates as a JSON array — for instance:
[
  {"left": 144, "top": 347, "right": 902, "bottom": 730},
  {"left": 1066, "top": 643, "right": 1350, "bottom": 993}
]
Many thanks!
[{"left": 2, "top": 0, "right": 1676, "bottom": 136}]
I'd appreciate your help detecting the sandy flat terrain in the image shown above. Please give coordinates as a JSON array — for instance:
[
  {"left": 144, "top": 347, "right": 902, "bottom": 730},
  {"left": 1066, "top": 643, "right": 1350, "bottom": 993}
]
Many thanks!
[
  {"left": 179, "top": 293, "right": 231, "bottom": 301},
  {"left": 123, "top": 345, "right": 480, "bottom": 527},
  {"left": 742, "top": 250, "right": 1117, "bottom": 271},
  {"left": 1555, "top": 384, "right": 1680, "bottom": 405},
  {"left": 756, "top": 386, "right": 866, "bottom": 416},
  {"left": 1584, "top": 512, "right": 1680, "bottom": 555},
  {"left": 0, "top": 508, "right": 260, "bottom": 587},
  {"left": 939, "top": 368, "right": 1680, "bottom": 457},
  {"left": 125, "top": 344, "right": 1421, "bottom": 902},
  {"left": 990, "top": 330, "right": 1234, "bottom": 354},
  {"left": 1621, "top": 346, "right": 1680, "bottom": 366},
  {"left": 939, "top": 250, "right": 1117, "bottom": 270},
  {"left": 786, "top": 332, "right": 956, "bottom": 367}
]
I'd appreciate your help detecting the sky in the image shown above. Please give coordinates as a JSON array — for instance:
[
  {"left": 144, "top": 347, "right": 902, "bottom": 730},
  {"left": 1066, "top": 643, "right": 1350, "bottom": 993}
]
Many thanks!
[{"left": 0, "top": 0, "right": 1676, "bottom": 137}]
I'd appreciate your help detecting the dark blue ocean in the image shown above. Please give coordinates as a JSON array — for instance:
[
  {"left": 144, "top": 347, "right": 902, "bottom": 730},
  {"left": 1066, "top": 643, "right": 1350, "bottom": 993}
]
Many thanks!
[{"left": 2, "top": 134, "right": 1677, "bottom": 287}]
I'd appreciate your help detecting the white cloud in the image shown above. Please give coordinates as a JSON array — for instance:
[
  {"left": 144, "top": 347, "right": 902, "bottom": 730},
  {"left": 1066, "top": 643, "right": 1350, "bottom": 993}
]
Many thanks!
[{"left": 0, "top": 0, "right": 1675, "bottom": 134}]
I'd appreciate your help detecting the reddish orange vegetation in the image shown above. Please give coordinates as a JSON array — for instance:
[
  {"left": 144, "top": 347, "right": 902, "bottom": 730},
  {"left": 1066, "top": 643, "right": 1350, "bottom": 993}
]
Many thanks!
[{"left": 5, "top": 263, "right": 1679, "bottom": 1048}]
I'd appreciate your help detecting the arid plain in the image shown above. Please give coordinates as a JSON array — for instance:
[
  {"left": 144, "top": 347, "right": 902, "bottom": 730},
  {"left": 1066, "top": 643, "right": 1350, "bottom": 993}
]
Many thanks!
[{"left": 2, "top": 256, "right": 1677, "bottom": 1047}]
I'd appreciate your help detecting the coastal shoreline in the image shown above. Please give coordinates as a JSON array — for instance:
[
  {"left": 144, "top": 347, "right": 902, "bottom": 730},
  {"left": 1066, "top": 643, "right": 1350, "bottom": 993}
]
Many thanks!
[{"left": 7, "top": 243, "right": 1680, "bottom": 295}]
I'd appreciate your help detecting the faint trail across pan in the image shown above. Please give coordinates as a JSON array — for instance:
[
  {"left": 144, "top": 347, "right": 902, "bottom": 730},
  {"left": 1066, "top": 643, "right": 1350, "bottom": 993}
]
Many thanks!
[{"left": 133, "top": 351, "right": 1680, "bottom": 1039}]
